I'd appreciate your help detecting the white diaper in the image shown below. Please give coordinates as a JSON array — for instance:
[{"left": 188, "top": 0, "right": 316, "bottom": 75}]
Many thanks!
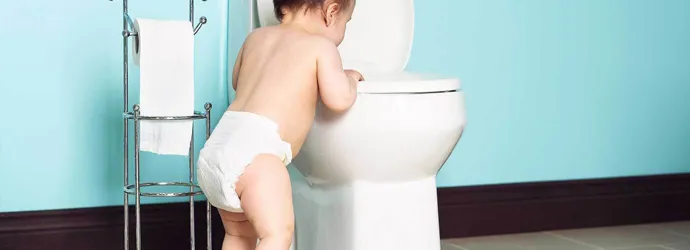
[{"left": 196, "top": 111, "right": 292, "bottom": 213}]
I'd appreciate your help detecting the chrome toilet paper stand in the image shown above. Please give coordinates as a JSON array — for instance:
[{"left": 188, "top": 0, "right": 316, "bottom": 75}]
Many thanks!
[{"left": 108, "top": 1, "right": 214, "bottom": 250}]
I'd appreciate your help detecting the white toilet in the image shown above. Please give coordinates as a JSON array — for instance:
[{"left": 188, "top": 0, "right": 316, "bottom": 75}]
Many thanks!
[{"left": 253, "top": 0, "right": 467, "bottom": 249}]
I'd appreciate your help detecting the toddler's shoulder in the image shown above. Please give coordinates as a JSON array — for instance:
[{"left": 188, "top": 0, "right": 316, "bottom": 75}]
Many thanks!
[{"left": 301, "top": 35, "right": 339, "bottom": 59}]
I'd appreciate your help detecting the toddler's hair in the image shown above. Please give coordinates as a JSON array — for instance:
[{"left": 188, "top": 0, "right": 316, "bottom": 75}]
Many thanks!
[{"left": 273, "top": 0, "right": 352, "bottom": 21}]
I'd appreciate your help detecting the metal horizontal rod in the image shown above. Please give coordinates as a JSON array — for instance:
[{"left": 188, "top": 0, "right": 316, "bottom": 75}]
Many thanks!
[
  {"left": 123, "top": 110, "right": 208, "bottom": 121},
  {"left": 124, "top": 182, "right": 204, "bottom": 197}
]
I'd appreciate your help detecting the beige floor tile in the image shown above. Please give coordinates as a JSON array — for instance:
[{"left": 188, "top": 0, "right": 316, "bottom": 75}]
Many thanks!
[
  {"left": 652, "top": 221, "right": 690, "bottom": 238},
  {"left": 551, "top": 224, "right": 688, "bottom": 249},
  {"left": 614, "top": 247, "right": 671, "bottom": 250},
  {"left": 441, "top": 241, "right": 465, "bottom": 250},
  {"left": 446, "top": 235, "right": 531, "bottom": 250},
  {"left": 663, "top": 242, "right": 690, "bottom": 250},
  {"left": 446, "top": 233, "right": 596, "bottom": 250}
]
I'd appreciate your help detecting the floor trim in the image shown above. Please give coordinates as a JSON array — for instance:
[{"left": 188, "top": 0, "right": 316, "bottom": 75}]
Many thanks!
[
  {"left": 0, "top": 202, "right": 225, "bottom": 250},
  {"left": 2, "top": 174, "right": 689, "bottom": 249},
  {"left": 438, "top": 173, "right": 690, "bottom": 238}
]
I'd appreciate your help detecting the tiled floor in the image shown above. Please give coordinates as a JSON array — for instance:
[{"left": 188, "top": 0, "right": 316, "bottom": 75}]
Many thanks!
[{"left": 442, "top": 221, "right": 690, "bottom": 250}]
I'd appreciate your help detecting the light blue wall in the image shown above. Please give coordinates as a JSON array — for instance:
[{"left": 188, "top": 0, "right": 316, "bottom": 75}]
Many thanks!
[
  {"left": 2, "top": 0, "right": 690, "bottom": 213},
  {"left": 0, "top": 0, "right": 230, "bottom": 212},
  {"left": 420, "top": 0, "right": 690, "bottom": 186}
]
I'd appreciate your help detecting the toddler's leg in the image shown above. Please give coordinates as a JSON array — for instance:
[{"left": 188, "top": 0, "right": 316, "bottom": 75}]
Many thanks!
[
  {"left": 218, "top": 210, "right": 258, "bottom": 250},
  {"left": 236, "top": 154, "right": 294, "bottom": 250}
]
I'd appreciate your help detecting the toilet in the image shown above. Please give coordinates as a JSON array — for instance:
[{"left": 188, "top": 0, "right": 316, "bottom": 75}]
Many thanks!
[{"left": 253, "top": 0, "right": 467, "bottom": 249}]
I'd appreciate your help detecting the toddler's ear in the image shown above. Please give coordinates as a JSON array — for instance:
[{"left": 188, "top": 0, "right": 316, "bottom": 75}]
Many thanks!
[{"left": 324, "top": 2, "right": 342, "bottom": 27}]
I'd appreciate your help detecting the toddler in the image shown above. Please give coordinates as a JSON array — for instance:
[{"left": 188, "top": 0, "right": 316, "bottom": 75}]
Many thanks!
[{"left": 195, "top": 0, "right": 362, "bottom": 249}]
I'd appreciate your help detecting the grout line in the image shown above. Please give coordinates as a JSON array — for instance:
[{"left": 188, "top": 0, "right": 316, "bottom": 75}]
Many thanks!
[
  {"left": 608, "top": 246, "right": 671, "bottom": 250},
  {"left": 644, "top": 223, "right": 690, "bottom": 244},
  {"left": 443, "top": 242, "right": 469, "bottom": 250},
  {"left": 453, "top": 245, "right": 470, "bottom": 250},
  {"left": 544, "top": 232, "right": 604, "bottom": 250},
  {"left": 443, "top": 241, "right": 470, "bottom": 250},
  {"left": 646, "top": 223, "right": 690, "bottom": 239},
  {"left": 664, "top": 230, "right": 690, "bottom": 241}
]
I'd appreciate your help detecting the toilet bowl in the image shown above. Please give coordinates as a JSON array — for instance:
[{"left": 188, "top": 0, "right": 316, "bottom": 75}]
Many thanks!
[{"left": 253, "top": 0, "right": 467, "bottom": 249}]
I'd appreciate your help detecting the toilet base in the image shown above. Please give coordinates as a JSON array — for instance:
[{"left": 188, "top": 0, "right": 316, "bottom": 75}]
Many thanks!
[{"left": 292, "top": 175, "right": 441, "bottom": 250}]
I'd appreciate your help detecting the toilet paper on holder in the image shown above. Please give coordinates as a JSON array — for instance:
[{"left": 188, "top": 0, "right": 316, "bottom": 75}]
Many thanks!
[{"left": 134, "top": 17, "right": 196, "bottom": 156}]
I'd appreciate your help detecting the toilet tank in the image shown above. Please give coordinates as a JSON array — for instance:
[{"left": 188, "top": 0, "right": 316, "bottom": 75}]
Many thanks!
[{"left": 255, "top": 0, "right": 415, "bottom": 73}]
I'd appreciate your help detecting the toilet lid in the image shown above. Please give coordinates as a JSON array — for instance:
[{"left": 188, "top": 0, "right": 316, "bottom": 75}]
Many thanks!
[
  {"left": 256, "top": 0, "right": 280, "bottom": 27},
  {"left": 357, "top": 72, "right": 461, "bottom": 94},
  {"left": 255, "top": 0, "right": 415, "bottom": 73}
]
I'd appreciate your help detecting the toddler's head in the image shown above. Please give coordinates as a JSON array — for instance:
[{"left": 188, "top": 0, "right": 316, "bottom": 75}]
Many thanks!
[{"left": 274, "top": 0, "right": 355, "bottom": 45}]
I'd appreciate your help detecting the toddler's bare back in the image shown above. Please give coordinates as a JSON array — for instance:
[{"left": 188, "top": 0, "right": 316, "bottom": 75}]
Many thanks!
[{"left": 228, "top": 26, "right": 324, "bottom": 156}]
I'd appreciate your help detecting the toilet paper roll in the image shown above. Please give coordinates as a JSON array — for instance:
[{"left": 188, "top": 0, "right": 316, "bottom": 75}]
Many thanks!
[
  {"left": 135, "top": 18, "right": 196, "bottom": 156},
  {"left": 132, "top": 19, "right": 144, "bottom": 66},
  {"left": 132, "top": 18, "right": 192, "bottom": 66}
]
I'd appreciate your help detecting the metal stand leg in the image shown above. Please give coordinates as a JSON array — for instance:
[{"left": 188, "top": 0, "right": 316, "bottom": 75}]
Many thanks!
[
  {"left": 190, "top": 0, "right": 195, "bottom": 24},
  {"left": 189, "top": 1, "right": 197, "bottom": 243},
  {"left": 122, "top": 0, "right": 130, "bottom": 249},
  {"left": 204, "top": 103, "right": 213, "bottom": 250},
  {"left": 133, "top": 105, "right": 142, "bottom": 250},
  {"left": 189, "top": 129, "right": 196, "bottom": 250}
]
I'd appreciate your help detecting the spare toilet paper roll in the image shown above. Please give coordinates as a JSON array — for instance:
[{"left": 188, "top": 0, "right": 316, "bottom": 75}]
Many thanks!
[{"left": 135, "top": 18, "right": 195, "bottom": 156}]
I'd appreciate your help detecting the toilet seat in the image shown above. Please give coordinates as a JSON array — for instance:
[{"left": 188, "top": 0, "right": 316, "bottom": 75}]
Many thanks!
[{"left": 357, "top": 72, "right": 461, "bottom": 94}]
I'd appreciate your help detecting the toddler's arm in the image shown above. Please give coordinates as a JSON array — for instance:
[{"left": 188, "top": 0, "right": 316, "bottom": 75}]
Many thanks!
[{"left": 316, "top": 41, "right": 359, "bottom": 112}]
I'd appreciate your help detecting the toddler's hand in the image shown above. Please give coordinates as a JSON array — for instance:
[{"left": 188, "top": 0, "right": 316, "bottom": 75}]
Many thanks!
[{"left": 345, "top": 69, "right": 364, "bottom": 82}]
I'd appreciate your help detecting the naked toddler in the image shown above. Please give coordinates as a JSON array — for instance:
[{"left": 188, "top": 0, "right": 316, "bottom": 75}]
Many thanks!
[{"left": 196, "top": 0, "right": 362, "bottom": 249}]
